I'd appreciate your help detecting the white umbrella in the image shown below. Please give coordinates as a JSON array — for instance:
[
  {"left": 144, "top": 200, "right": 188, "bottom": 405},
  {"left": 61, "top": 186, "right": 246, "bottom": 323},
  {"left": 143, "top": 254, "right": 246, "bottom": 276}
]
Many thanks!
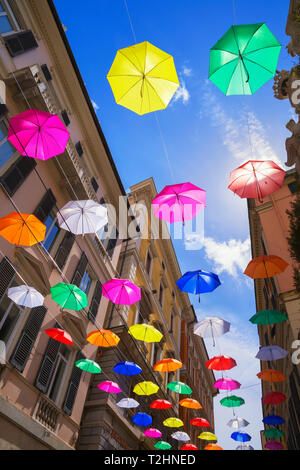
[
  {"left": 171, "top": 431, "right": 190, "bottom": 442},
  {"left": 116, "top": 398, "right": 140, "bottom": 409},
  {"left": 236, "top": 445, "right": 254, "bottom": 450},
  {"left": 194, "top": 317, "right": 230, "bottom": 346},
  {"left": 8, "top": 285, "right": 44, "bottom": 308},
  {"left": 57, "top": 200, "right": 108, "bottom": 235},
  {"left": 227, "top": 417, "right": 249, "bottom": 429}
]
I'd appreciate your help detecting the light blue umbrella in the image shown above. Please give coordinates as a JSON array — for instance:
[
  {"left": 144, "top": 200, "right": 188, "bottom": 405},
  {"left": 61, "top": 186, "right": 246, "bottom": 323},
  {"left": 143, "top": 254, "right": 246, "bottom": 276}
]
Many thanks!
[{"left": 255, "top": 346, "right": 288, "bottom": 361}]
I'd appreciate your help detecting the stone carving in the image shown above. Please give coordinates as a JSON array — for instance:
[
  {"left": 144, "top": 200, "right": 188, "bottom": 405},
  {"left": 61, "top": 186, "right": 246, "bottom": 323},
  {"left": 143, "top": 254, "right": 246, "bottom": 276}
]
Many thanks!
[{"left": 286, "top": 118, "right": 300, "bottom": 174}]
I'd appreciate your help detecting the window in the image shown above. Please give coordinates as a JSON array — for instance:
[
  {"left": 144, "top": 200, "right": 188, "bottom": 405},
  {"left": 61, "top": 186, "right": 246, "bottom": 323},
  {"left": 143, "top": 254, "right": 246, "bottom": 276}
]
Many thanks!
[
  {"left": 151, "top": 343, "right": 161, "bottom": 366},
  {"left": 43, "top": 213, "right": 60, "bottom": 252},
  {"left": 47, "top": 344, "right": 71, "bottom": 404},
  {"left": 0, "top": 118, "right": 17, "bottom": 172},
  {"left": 80, "top": 269, "right": 92, "bottom": 297},
  {"left": 158, "top": 281, "right": 164, "bottom": 306},
  {"left": 135, "top": 305, "right": 144, "bottom": 325},
  {"left": 0, "top": 279, "right": 23, "bottom": 345},
  {"left": 288, "top": 182, "right": 298, "bottom": 194},
  {"left": 169, "top": 311, "right": 174, "bottom": 333},
  {"left": 145, "top": 249, "right": 153, "bottom": 276},
  {"left": 0, "top": 0, "right": 19, "bottom": 35}
]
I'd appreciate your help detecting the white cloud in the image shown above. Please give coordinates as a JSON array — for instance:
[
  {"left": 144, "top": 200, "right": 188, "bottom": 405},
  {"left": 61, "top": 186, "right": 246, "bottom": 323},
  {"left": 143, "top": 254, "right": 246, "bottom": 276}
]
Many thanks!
[
  {"left": 91, "top": 99, "right": 99, "bottom": 111},
  {"left": 182, "top": 65, "right": 192, "bottom": 77},
  {"left": 173, "top": 80, "right": 190, "bottom": 105}
]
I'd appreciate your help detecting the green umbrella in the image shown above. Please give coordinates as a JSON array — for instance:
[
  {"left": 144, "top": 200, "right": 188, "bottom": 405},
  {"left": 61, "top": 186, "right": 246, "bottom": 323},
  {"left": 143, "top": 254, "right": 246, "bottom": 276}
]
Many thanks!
[
  {"left": 250, "top": 310, "right": 288, "bottom": 325},
  {"left": 209, "top": 23, "right": 281, "bottom": 95},
  {"left": 220, "top": 395, "right": 245, "bottom": 408},
  {"left": 263, "top": 428, "right": 284, "bottom": 439},
  {"left": 75, "top": 358, "right": 102, "bottom": 374},
  {"left": 50, "top": 283, "right": 88, "bottom": 311},
  {"left": 154, "top": 441, "right": 172, "bottom": 450},
  {"left": 167, "top": 381, "right": 192, "bottom": 395}
]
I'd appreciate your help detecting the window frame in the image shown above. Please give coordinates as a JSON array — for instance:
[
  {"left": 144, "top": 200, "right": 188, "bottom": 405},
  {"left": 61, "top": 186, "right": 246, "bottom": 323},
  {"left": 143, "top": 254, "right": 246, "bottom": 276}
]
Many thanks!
[
  {"left": 46, "top": 344, "right": 72, "bottom": 406},
  {"left": 0, "top": 0, "right": 20, "bottom": 36},
  {"left": 0, "top": 277, "right": 26, "bottom": 353},
  {"left": 0, "top": 116, "right": 19, "bottom": 174}
]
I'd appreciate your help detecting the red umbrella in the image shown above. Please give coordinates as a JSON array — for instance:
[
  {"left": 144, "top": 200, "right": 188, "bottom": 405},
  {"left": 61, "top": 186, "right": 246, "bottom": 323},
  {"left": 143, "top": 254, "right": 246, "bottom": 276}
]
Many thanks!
[
  {"left": 150, "top": 399, "right": 172, "bottom": 409},
  {"left": 45, "top": 328, "right": 73, "bottom": 345},
  {"left": 228, "top": 160, "right": 285, "bottom": 202},
  {"left": 181, "top": 444, "right": 198, "bottom": 450},
  {"left": 262, "top": 391, "right": 287, "bottom": 405},
  {"left": 206, "top": 355, "right": 237, "bottom": 371},
  {"left": 190, "top": 418, "right": 210, "bottom": 427}
]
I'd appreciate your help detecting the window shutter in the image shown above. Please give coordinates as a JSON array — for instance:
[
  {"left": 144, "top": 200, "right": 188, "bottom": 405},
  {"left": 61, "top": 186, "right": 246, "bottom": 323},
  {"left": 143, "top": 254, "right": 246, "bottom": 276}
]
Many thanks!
[
  {"left": 62, "top": 351, "right": 84, "bottom": 416},
  {"left": 88, "top": 280, "right": 102, "bottom": 323},
  {"left": 91, "top": 177, "right": 99, "bottom": 193},
  {"left": 0, "top": 257, "right": 15, "bottom": 301},
  {"left": 0, "top": 104, "right": 8, "bottom": 118},
  {"left": 34, "top": 189, "right": 56, "bottom": 222},
  {"left": 4, "top": 30, "right": 38, "bottom": 57},
  {"left": 54, "top": 232, "right": 75, "bottom": 270},
  {"left": 75, "top": 141, "right": 83, "bottom": 157},
  {"left": 71, "top": 253, "right": 88, "bottom": 287},
  {"left": 10, "top": 306, "right": 47, "bottom": 373},
  {"left": 41, "top": 64, "right": 52, "bottom": 82},
  {"left": 0, "top": 156, "right": 36, "bottom": 196},
  {"left": 106, "top": 228, "right": 118, "bottom": 258},
  {"left": 61, "top": 110, "right": 70, "bottom": 126},
  {"left": 35, "top": 323, "right": 60, "bottom": 393}
]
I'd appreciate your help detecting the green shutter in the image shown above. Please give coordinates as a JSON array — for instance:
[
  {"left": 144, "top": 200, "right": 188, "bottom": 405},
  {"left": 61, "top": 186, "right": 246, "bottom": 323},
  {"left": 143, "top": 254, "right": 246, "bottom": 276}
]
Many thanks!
[{"left": 35, "top": 322, "right": 60, "bottom": 393}]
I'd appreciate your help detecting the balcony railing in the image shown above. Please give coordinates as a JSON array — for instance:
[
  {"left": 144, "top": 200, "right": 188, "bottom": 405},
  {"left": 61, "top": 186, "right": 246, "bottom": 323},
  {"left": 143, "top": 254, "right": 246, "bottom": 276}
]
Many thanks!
[{"left": 33, "top": 395, "right": 60, "bottom": 433}]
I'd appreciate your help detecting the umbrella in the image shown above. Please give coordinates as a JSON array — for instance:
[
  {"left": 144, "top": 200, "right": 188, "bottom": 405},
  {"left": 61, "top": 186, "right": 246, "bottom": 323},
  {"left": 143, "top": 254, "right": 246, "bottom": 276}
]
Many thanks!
[
  {"left": 179, "top": 398, "right": 202, "bottom": 409},
  {"left": 209, "top": 23, "right": 281, "bottom": 95},
  {"left": 263, "top": 415, "right": 285, "bottom": 425},
  {"left": 250, "top": 310, "right": 288, "bottom": 325},
  {"left": 176, "top": 270, "right": 221, "bottom": 301},
  {"left": 113, "top": 361, "right": 142, "bottom": 376},
  {"left": 133, "top": 381, "right": 159, "bottom": 396},
  {"left": 214, "top": 378, "right": 241, "bottom": 391},
  {"left": 204, "top": 444, "right": 223, "bottom": 450},
  {"left": 116, "top": 398, "right": 140, "bottom": 409},
  {"left": 181, "top": 444, "right": 198, "bottom": 450},
  {"left": 194, "top": 317, "right": 230, "bottom": 346},
  {"left": 129, "top": 323, "right": 163, "bottom": 343},
  {"left": 244, "top": 255, "right": 288, "bottom": 279},
  {"left": 144, "top": 428, "right": 162, "bottom": 438},
  {"left": 86, "top": 329, "right": 120, "bottom": 347},
  {"left": 228, "top": 161, "right": 285, "bottom": 202},
  {"left": 257, "top": 369, "right": 286, "bottom": 383},
  {"left": 50, "top": 283, "right": 87, "bottom": 311},
  {"left": 256, "top": 346, "right": 288, "bottom": 361},
  {"left": 107, "top": 41, "right": 179, "bottom": 115},
  {"left": 152, "top": 183, "right": 206, "bottom": 224},
  {"left": 8, "top": 285, "right": 44, "bottom": 308},
  {"left": 236, "top": 445, "right": 254, "bottom": 450},
  {"left": 102, "top": 279, "right": 141, "bottom": 305},
  {"left": 154, "top": 441, "right": 172, "bottom": 450},
  {"left": 75, "top": 359, "right": 102, "bottom": 374},
  {"left": 8, "top": 109, "right": 70, "bottom": 160},
  {"left": 154, "top": 358, "right": 182, "bottom": 372},
  {"left": 97, "top": 381, "right": 121, "bottom": 394},
  {"left": 231, "top": 432, "right": 251, "bottom": 442},
  {"left": 57, "top": 200, "right": 108, "bottom": 235},
  {"left": 163, "top": 418, "right": 184, "bottom": 428},
  {"left": 262, "top": 392, "right": 286, "bottom": 405},
  {"left": 190, "top": 418, "right": 210, "bottom": 427},
  {"left": 171, "top": 431, "right": 190, "bottom": 442},
  {"left": 263, "top": 428, "right": 284, "bottom": 439},
  {"left": 206, "top": 355, "right": 237, "bottom": 371},
  {"left": 0, "top": 212, "right": 46, "bottom": 246},
  {"left": 198, "top": 432, "right": 217, "bottom": 441},
  {"left": 220, "top": 396, "right": 245, "bottom": 408},
  {"left": 227, "top": 418, "right": 249, "bottom": 429},
  {"left": 265, "top": 441, "right": 284, "bottom": 450},
  {"left": 45, "top": 328, "right": 73, "bottom": 345},
  {"left": 150, "top": 399, "right": 172, "bottom": 410},
  {"left": 132, "top": 413, "right": 152, "bottom": 427},
  {"left": 167, "top": 381, "right": 192, "bottom": 395}
]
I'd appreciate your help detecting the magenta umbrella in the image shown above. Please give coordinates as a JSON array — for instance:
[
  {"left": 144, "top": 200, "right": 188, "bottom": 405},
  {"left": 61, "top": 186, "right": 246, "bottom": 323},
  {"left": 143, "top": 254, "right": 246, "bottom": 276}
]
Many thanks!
[
  {"left": 144, "top": 428, "right": 162, "bottom": 438},
  {"left": 152, "top": 183, "right": 206, "bottom": 224},
  {"left": 97, "top": 381, "right": 122, "bottom": 394},
  {"left": 8, "top": 109, "right": 70, "bottom": 160},
  {"left": 102, "top": 279, "right": 141, "bottom": 305},
  {"left": 214, "top": 378, "right": 241, "bottom": 391},
  {"left": 265, "top": 441, "right": 284, "bottom": 450}
]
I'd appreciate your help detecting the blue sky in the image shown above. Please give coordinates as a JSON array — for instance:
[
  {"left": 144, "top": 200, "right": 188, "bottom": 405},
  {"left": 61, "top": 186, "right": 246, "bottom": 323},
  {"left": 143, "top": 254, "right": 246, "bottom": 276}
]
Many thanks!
[{"left": 54, "top": 0, "right": 294, "bottom": 450}]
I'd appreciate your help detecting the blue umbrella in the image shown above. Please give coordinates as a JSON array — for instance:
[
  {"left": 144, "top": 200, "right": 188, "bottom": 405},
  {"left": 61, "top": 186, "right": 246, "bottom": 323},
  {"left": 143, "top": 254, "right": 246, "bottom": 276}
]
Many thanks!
[
  {"left": 113, "top": 361, "right": 142, "bottom": 376},
  {"left": 132, "top": 412, "right": 152, "bottom": 426},
  {"left": 176, "top": 270, "right": 221, "bottom": 302},
  {"left": 231, "top": 432, "right": 251, "bottom": 442},
  {"left": 263, "top": 414, "right": 285, "bottom": 425}
]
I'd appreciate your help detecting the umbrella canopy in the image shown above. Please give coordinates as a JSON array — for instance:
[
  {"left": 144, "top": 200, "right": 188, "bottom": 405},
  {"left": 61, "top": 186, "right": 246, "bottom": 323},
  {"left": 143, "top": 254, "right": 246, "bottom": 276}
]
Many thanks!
[
  {"left": 190, "top": 418, "right": 210, "bottom": 427},
  {"left": 152, "top": 183, "right": 206, "bottom": 224},
  {"left": 250, "top": 310, "right": 288, "bottom": 325},
  {"left": 144, "top": 428, "right": 162, "bottom": 438},
  {"left": 179, "top": 398, "right": 202, "bottom": 409},
  {"left": 209, "top": 23, "right": 281, "bottom": 95},
  {"left": 75, "top": 359, "right": 102, "bottom": 374},
  {"left": 133, "top": 381, "right": 159, "bottom": 396},
  {"left": 256, "top": 346, "right": 288, "bottom": 361},
  {"left": 176, "top": 270, "right": 221, "bottom": 296},
  {"left": 263, "top": 428, "right": 284, "bottom": 439},
  {"left": 57, "top": 200, "right": 108, "bottom": 235},
  {"left": 107, "top": 41, "right": 179, "bottom": 115},
  {"left": 265, "top": 441, "right": 284, "bottom": 450},
  {"left": 150, "top": 399, "right": 172, "bottom": 410},
  {"left": 227, "top": 418, "right": 249, "bottom": 429},
  {"left": 231, "top": 432, "right": 251, "bottom": 442},
  {"left": 204, "top": 444, "right": 223, "bottom": 450},
  {"left": 129, "top": 323, "right": 163, "bottom": 343},
  {"left": 220, "top": 395, "right": 245, "bottom": 408},
  {"left": 163, "top": 417, "right": 184, "bottom": 428},
  {"left": 171, "top": 431, "right": 190, "bottom": 442},
  {"left": 263, "top": 415, "right": 285, "bottom": 425},
  {"left": 45, "top": 328, "right": 73, "bottom": 345},
  {"left": 132, "top": 413, "right": 152, "bottom": 427},
  {"left": 228, "top": 161, "right": 285, "bottom": 201},
  {"left": 206, "top": 355, "right": 237, "bottom": 371},
  {"left": 86, "top": 329, "right": 120, "bottom": 347},
  {"left": 214, "top": 378, "right": 241, "bottom": 391},
  {"left": 8, "top": 285, "right": 44, "bottom": 308},
  {"left": 50, "top": 283, "right": 87, "bottom": 311},
  {"left": 116, "top": 398, "right": 140, "bottom": 409},
  {"left": 262, "top": 392, "right": 287, "bottom": 405},
  {"left": 257, "top": 369, "right": 286, "bottom": 383},
  {"left": 244, "top": 255, "right": 288, "bottom": 279},
  {"left": 97, "top": 381, "right": 121, "bottom": 394},
  {"left": 194, "top": 317, "right": 230, "bottom": 346},
  {"left": 236, "top": 445, "right": 254, "bottom": 450},
  {"left": 181, "top": 444, "right": 198, "bottom": 451},
  {"left": 154, "top": 358, "right": 182, "bottom": 372},
  {"left": 113, "top": 361, "right": 142, "bottom": 376},
  {"left": 0, "top": 212, "right": 46, "bottom": 246},
  {"left": 154, "top": 441, "right": 172, "bottom": 450},
  {"left": 167, "top": 381, "right": 192, "bottom": 395},
  {"left": 102, "top": 279, "right": 141, "bottom": 305},
  {"left": 8, "top": 109, "right": 69, "bottom": 160},
  {"left": 198, "top": 432, "right": 217, "bottom": 441}
]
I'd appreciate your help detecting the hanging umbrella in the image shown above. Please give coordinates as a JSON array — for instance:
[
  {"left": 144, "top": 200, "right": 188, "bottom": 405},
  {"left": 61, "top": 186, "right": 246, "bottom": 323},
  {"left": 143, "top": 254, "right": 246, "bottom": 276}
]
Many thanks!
[
  {"left": 8, "top": 285, "right": 44, "bottom": 308},
  {"left": 102, "top": 279, "right": 141, "bottom": 305},
  {"left": 154, "top": 441, "right": 172, "bottom": 450},
  {"left": 176, "top": 270, "right": 221, "bottom": 301},
  {"left": 132, "top": 413, "right": 152, "bottom": 427},
  {"left": 152, "top": 183, "right": 206, "bottom": 224},
  {"left": 133, "top": 381, "right": 159, "bottom": 396},
  {"left": 263, "top": 428, "right": 284, "bottom": 439},
  {"left": 227, "top": 418, "right": 249, "bottom": 429},
  {"left": 250, "top": 310, "right": 288, "bottom": 325},
  {"left": 154, "top": 358, "right": 182, "bottom": 372},
  {"left": 0, "top": 212, "right": 46, "bottom": 246},
  {"left": 209, "top": 23, "right": 281, "bottom": 95},
  {"left": 75, "top": 358, "right": 102, "bottom": 374},
  {"left": 214, "top": 378, "right": 241, "bottom": 391},
  {"left": 50, "top": 283, "right": 87, "bottom": 311},
  {"left": 206, "top": 355, "right": 237, "bottom": 371},
  {"left": 244, "top": 255, "right": 288, "bottom": 279},
  {"left": 265, "top": 441, "right": 284, "bottom": 450},
  {"left": 144, "top": 428, "right": 162, "bottom": 438},
  {"left": 220, "top": 396, "right": 245, "bottom": 408},
  {"left": 107, "top": 41, "right": 179, "bottom": 115},
  {"left": 263, "top": 415, "right": 285, "bottom": 425},
  {"left": 167, "top": 381, "right": 192, "bottom": 395},
  {"left": 163, "top": 417, "right": 184, "bottom": 428},
  {"left": 231, "top": 432, "right": 251, "bottom": 442},
  {"left": 228, "top": 161, "right": 285, "bottom": 202},
  {"left": 181, "top": 444, "right": 198, "bottom": 451},
  {"left": 116, "top": 398, "right": 140, "bottom": 409},
  {"left": 256, "top": 346, "right": 288, "bottom": 361},
  {"left": 150, "top": 399, "right": 172, "bottom": 409},
  {"left": 171, "top": 431, "right": 190, "bottom": 442},
  {"left": 262, "top": 392, "right": 286, "bottom": 405},
  {"left": 129, "top": 324, "right": 163, "bottom": 343},
  {"left": 236, "top": 445, "right": 254, "bottom": 450},
  {"left": 204, "top": 444, "right": 223, "bottom": 450},
  {"left": 57, "top": 200, "right": 108, "bottom": 235},
  {"left": 45, "top": 328, "right": 73, "bottom": 345},
  {"left": 179, "top": 398, "right": 202, "bottom": 409},
  {"left": 8, "top": 109, "right": 70, "bottom": 160},
  {"left": 113, "top": 361, "right": 142, "bottom": 376},
  {"left": 190, "top": 418, "right": 210, "bottom": 427},
  {"left": 97, "top": 381, "right": 121, "bottom": 394},
  {"left": 257, "top": 369, "right": 286, "bottom": 383},
  {"left": 194, "top": 317, "right": 230, "bottom": 346},
  {"left": 198, "top": 432, "right": 217, "bottom": 441},
  {"left": 86, "top": 329, "right": 120, "bottom": 347}
]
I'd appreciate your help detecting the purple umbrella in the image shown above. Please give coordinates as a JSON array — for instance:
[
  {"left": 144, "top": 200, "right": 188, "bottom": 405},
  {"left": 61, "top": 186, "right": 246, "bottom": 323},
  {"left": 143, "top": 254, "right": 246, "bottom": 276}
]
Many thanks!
[
  {"left": 214, "top": 378, "right": 241, "bottom": 391},
  {"left": 265, "top": 441, "right": 284, "bottom": 450},
  {"left": 255, "top": 345, "right": 288, "bottom": 361}
]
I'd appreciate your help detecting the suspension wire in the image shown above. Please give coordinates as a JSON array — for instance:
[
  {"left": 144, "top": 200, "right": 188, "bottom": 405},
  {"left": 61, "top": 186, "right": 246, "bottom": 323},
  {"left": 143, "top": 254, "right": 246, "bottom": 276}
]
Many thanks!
[{"left": 123, "top": 0, "right": 137, "bottom": 44}]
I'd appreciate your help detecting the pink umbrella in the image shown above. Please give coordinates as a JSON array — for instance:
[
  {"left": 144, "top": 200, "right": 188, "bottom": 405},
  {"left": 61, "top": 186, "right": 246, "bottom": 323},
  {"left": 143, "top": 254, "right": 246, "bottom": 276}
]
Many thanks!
[
  {"left": 97, "top": 381, "right": 122, "bottom": 394},
  {"left": 214, "top": 378, "right": 241, "bottom": 391},
  {"left": 152, "top": 183, "right": 206, "bottom": 224},
  {"left": 265, "top": 441, "right": 284, "bottom": 450},
  {"left": 8, "top": 109, "right": 70, "bottom": 160},
  {"left": 228, "top": 160, "right": 285, "bottom": 202},
  {"left": 144, "top": 428, "right": 162, "bottom": 438},
  {"left": 102, "top": 279, "right": 141, "bottom": 305}
]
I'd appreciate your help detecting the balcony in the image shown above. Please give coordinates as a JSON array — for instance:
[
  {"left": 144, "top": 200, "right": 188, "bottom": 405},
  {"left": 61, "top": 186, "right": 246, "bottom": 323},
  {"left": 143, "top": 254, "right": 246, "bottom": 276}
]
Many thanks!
[{"left": 33, "top": 395, "right": 60, "bottom": 434}]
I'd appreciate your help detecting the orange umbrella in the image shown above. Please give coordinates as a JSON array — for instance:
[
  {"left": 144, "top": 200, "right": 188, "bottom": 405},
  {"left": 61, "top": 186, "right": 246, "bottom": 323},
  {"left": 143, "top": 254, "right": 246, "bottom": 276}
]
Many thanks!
[
  {"left": 179, "top": 398, "right": 202, "bottom": 409},
  {"left": 204, "top": 444, "right": 223, "bottom": 450},
  {"left": 257, "top": 369, "right": 286, "bottom": 383},
  {"left": 154, "top": 358, "right": 182, "bottom": 372},
  {"left": 0, "top": 212, "right": 46, "bottom": 246},
  {"left": 86, "top": 329, "right": 120, "bottom": 347},
  {"left": 244, "top": 255, "right": 288, "bottom": 279}
]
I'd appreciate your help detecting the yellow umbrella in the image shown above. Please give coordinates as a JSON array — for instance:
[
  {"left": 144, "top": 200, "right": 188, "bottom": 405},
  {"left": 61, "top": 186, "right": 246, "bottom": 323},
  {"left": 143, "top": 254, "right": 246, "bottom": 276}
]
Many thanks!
[
  {"left": 107, "top": 41, "right": 180, "bottom": 115},
  {"left": 129, "top": 323, "right": 163, "bottom": 343},
  {"left": 163, "top": 417, "right": 184, "bottom": 428},
  {"left": 198, "top": 432, "right": 217, "bottom": 441},
  {"left": 133, "top": 381, "right": 159, "bottom": 396}
]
